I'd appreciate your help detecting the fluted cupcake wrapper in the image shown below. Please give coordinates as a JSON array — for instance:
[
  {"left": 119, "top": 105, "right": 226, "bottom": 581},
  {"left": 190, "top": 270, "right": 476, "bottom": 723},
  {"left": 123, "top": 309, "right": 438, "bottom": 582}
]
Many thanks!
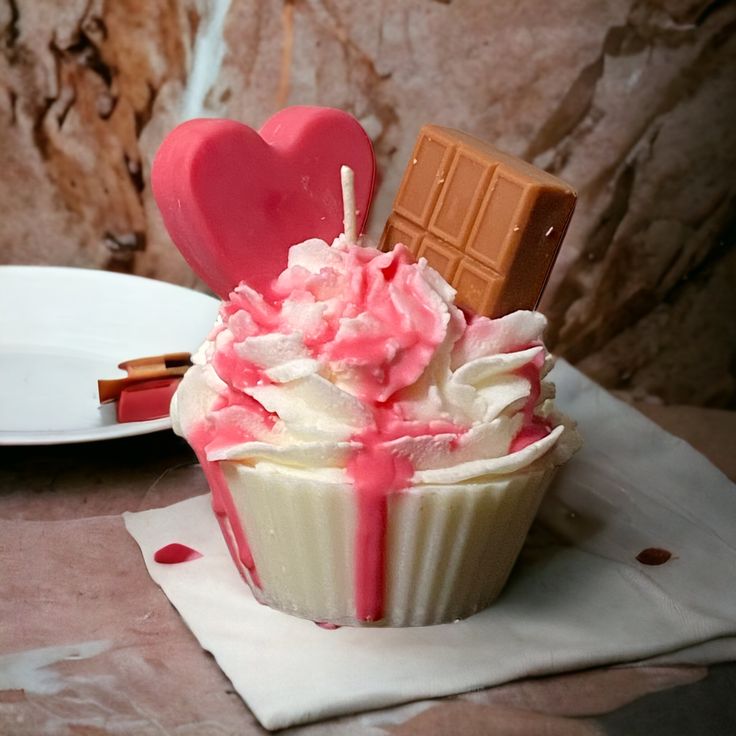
[{"left": 219, "top": 461, "right": 556, "bottom": 627}]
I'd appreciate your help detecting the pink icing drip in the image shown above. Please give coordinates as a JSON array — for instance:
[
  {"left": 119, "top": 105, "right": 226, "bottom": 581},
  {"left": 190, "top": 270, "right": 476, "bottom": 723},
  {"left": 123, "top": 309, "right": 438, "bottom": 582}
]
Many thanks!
[
  {"left": 206, "top": 388, "right": 277, "bottom": 456},
  {"left": 345, "top": 415, "right": 465, "bottom": 622},
  {"left": 510, "top": 351, "right": 552, "bottom": 453},
  {"left": 347, "top": 399, "right": 466, "bottom": 622},
  {"left": 509, "top": 422, "right": 550, "bottom": 453},
  {"left": 346, "top": 429, "right": 414, "bottom": 622},
  {"left": 222, "top": 286, "right": 280, "bottom": 329},
  {"left": 374, "top": 403, "right": 463, "bottom": 443},
  {"left": 213, "top": 342, "right": 273, "bottom": 392},
  {"left": 189, "top": 424, "right": 261, "bottom": 589},
  {"left": 345, "top": 413, "right": 466, "bottom": 621},
  {"left": 212, "top": 387, "right": 275, "bottom": 415}
]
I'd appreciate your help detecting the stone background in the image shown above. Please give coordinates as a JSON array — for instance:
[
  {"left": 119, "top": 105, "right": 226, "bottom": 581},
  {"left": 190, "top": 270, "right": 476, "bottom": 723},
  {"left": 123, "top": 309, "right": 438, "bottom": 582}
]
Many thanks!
[{"left": 1, "top": 0, "right": 734, "bottom": 407}]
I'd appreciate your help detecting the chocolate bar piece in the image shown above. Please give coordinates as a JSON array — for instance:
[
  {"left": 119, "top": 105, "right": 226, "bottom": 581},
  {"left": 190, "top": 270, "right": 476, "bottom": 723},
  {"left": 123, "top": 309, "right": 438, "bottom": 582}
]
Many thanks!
[
  {"left": 98, "top": 352, "right": 192, "bottom": 404},
  {"left": 379, "top": 125, "right": 576, "bottom": 317}
]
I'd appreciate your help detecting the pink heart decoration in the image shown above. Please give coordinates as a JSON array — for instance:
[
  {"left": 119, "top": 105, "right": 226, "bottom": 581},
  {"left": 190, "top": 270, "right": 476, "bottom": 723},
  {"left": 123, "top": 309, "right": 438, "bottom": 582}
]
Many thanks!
[{"left": 152, "top": 106, "right": 376, "bottom": 299}]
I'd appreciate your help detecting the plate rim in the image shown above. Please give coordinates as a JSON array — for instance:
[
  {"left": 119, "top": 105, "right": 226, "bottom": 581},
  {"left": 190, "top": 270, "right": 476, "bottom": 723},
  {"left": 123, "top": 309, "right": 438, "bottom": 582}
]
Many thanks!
[{"left": 0, "top": 418, "right": 174, "bottom": 446}]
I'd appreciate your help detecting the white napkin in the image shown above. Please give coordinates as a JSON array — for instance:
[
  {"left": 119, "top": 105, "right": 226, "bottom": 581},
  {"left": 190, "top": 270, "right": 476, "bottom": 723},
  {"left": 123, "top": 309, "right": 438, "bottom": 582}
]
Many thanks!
[{"left": 124, "top": 360, "right": 736, "bottom": 730}]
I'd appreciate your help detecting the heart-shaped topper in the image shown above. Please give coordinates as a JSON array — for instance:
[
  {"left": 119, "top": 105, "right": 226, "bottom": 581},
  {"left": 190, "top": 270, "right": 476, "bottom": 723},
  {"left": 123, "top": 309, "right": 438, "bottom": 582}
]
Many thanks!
[{"left": 152, "top": 106, "right": 376, "bottom": 299}]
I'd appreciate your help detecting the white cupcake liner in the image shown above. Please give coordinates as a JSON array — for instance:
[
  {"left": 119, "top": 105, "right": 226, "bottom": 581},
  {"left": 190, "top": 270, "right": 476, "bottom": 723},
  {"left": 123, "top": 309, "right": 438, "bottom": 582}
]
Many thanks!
[{"left": 219, "top": 461, "right": 557, "bottom": 627}]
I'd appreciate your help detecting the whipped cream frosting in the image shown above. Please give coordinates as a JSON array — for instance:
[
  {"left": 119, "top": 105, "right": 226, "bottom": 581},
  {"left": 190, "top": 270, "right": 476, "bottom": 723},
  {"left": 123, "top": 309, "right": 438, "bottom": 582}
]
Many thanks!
[{"left": 173, "top": 237, "right": 570, "bottom": 621}]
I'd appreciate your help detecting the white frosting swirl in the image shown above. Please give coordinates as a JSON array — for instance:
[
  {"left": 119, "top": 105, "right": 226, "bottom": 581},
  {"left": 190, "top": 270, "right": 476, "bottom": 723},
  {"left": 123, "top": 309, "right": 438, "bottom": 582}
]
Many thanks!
[{"left": 172, "top": 237, "right": 576, "bottom": 484}]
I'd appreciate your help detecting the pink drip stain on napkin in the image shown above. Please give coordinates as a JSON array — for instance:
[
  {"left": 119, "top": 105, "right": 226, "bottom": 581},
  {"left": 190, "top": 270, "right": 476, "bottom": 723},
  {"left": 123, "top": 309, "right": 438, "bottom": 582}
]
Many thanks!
[{"left": 154, "top": 543, "right": 203, "bottom": 564}]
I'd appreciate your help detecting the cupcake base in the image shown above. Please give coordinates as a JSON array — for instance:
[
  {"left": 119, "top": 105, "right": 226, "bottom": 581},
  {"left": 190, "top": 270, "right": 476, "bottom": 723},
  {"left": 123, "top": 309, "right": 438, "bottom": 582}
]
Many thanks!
[{"left": 220, "top": 462, "right": 556, "bottom": 627}]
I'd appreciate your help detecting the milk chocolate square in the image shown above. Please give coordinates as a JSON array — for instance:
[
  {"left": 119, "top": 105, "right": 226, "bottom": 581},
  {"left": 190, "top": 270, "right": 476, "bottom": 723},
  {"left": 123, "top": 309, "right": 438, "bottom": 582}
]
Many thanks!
[{"left": 379, "top": 125, "right": 576, "bottom": 317}]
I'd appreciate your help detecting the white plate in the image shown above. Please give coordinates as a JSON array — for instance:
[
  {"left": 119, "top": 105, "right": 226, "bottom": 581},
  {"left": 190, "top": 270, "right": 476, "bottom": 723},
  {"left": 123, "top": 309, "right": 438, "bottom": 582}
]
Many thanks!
[{"left": 0, "top": 266, "right": 220, "bottom": 445}]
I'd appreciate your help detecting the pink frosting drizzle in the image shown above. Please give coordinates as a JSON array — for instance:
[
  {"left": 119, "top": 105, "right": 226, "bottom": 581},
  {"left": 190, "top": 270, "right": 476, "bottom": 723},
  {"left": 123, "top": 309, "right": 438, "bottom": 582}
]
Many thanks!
[
  {"left": 509, "top": 350, "right": 552, "bottom": 453},
  {"left": 347, "top": 430, "right": 414, "bottom": 621},
  {"left": 348, "top": 401, "right": 466, "bottom": 621},
  {"left": 188, "top": 395, "right": 276, "bottom": 589}
]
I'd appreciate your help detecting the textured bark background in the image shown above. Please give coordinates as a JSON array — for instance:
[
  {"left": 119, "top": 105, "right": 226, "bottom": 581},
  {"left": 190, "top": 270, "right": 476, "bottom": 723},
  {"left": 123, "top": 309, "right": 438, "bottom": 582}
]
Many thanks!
[{"left": 1, "top": 0, "right": 734, "bottom": 407}]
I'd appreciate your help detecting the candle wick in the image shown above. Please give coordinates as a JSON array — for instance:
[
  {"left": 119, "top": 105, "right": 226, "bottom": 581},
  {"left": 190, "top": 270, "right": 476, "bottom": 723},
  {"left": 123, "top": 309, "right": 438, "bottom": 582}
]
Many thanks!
[{"left": 341, "top": 165, "right": 357, "bottom": 245}]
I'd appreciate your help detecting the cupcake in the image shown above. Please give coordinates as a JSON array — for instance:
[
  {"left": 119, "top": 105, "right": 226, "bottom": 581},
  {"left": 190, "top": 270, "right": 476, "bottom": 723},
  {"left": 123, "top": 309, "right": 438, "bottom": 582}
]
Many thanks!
[{"left": 171, "top": 236, "right": 580, "bottom": 626}]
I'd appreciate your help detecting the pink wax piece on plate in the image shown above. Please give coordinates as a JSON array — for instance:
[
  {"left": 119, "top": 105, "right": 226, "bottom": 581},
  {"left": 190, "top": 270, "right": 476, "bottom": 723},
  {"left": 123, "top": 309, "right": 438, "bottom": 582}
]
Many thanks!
[
  {"left": 116, "top": 377, "right": 181, "bottom": 423},
  {"left": 151, "top": 106, "right": 376, "bottom": 299}
]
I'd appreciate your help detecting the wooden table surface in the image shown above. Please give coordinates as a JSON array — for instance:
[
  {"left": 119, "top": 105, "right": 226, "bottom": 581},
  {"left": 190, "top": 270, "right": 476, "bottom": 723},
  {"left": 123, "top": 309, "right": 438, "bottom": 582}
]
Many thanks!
[{"left": 2, "top": 403, "right": 735, "bottom": 735}]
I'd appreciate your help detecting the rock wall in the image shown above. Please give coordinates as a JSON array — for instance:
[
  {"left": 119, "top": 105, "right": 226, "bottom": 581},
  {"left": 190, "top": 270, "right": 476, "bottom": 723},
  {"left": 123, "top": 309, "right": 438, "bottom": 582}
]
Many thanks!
[{"left": 1, "top": 0, "right": 734, "bottom": 406}]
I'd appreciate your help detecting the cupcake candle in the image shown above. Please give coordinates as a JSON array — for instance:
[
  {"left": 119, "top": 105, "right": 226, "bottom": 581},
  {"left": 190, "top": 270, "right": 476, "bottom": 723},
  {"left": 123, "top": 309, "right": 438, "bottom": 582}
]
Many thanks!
[{"left": 152, "top": 107, "right": 580, "bottom": 626}]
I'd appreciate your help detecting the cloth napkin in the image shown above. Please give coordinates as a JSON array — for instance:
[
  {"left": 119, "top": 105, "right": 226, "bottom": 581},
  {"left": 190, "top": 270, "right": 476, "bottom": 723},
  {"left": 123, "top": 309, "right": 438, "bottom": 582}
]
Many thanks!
[{"left": 124, "top": 360, "right": 736, "bottom": 730}]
